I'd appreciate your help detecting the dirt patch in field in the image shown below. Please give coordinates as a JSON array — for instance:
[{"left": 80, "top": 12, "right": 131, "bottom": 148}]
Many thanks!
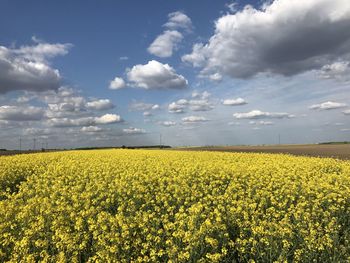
[{"left": 178, "top": 144, "right": 350, "bottom": 160}]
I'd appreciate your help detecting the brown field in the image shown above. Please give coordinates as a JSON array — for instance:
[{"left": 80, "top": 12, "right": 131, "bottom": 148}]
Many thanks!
[
  {"left": 0, "top": 150, "right": 60, "bottom": 156},
  {"left": 2, "top": 144, "right": 350, "bottom": 160},
  {"left": 178, "top": 144, "right": 350, "bottom": 160}
]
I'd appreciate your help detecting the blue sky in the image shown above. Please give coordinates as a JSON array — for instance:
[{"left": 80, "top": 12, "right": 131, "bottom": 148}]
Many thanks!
[{"left": 0, "top": 0, "right": 350, "bottom": 149}]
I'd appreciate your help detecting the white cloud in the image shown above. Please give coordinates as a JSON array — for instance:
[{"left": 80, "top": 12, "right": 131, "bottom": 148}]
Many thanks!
[
  {"left": 182, "top": 116, "right": 209, "bottom": 123},
  {"left": 95, "top": 114, "right": 121, "bottom": 124},
  {"left": 151, "top": 104, "right": 160, "bottom": 110},
  {"left": 228, "top": 121, "right": 240, "bottom": 126},
  {"left": 14, "top": 41, "right": 72, "bottom": 62},
  {"left": 161, "top": 121, "right": 176, "bottom": 127},
  {"left": 309, "top": 101, "right": 347, "bottom": 110},
  {"left": 208, "top": 73, "right": 223, "bottom": 82},
  {"left": 109, "top": 77, "right": 126, "bottom": 90},
  {"left": 0, "top": 40, "right": 71, "bottom": 93},
  {"left": 222, "top": 98, "right": 247, "bottom": 106},
  {"left": 143, "top": 111, "right": 152, "bottom": 116},
  {"left": 49, "top": 113, "right": 121, "bottom": 127},
  {"left": 129, "top": 101, "right": 159, "bottom": 111},
  {"left": 182, "top": 0, "right": 350, "bottom": 79},
  {"left": 250, "top": 120, "right": 274, "bottom": 125},
  {"left": 148, "top": 11, "right": 192, "bottom": 58},
  {"left": 86, "top": 99, "right": 114, "bottom": 111},
  {"left": 123, "top": 127, "right": 146, "bottom": 134},
  {"left": 168, "top": 101, "right": 186, "bottom": 113},
  {"left": 163, "top": 11, "right": 193, "bottom": 31},
  {"left": 192, "top": 91, "right": 210, "bottom": 99},
  {"left": 226, "top": 2, "right": 238, "bottom": 13},
  {"left": 148, "top": 30, "right": 183, "bottom": 58},
  {"left": 343, "top": 109, "right": 350, "bottom": 115},
  {"left": 119, "top": 56, "right": 129, "bottom": 60},
  {"left": 127, "top": 60, "right": 188, "bottom": 90},
  {"left": 169, "top": 91, "right": 214, "bottom": 113},
  {"left": 233, "top": 110, "right": 293, "bottom": 119},
  {"left": 0, "top": 105, "right": 45, "bottom": 121},
  {"left": 182, "top": 43, "right": 206, "bottom": 67},
  {"left": 318, "top": 61, "right": 350, "bottom": 81},
  {"left": 188, "top": 99, "right": 214, "bottom": 111},
  {"left": 46, "top": 95, "right": 86, "bottom": 118},
  {"left": 81, "top": 126, "right": 103, "bottom": 133}
]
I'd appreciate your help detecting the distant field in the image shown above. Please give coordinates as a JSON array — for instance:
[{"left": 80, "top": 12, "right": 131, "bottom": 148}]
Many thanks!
[
  {"left": 0, "top": 150, "right": 59, "bottom": 156},
  {"left": 179, "top": 144, "right": 350, "bottom": 160}
]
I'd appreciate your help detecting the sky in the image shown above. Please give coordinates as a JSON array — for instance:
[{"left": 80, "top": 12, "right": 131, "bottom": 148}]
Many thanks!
[{"left": 0, "top": 0, "right": 350, "bottom": 149}]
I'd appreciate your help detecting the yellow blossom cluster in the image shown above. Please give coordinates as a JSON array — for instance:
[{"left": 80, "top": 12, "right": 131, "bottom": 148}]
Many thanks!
[{"left": 1, "top": 149, "right": 350, "bottom": 262}]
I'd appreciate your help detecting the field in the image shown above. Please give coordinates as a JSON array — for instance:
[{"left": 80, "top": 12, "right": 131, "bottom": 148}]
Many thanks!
[
  {"left": 1, "top": 149, "right": 350, "bottom": 262},
  {"left": 180, "top": 144, "right": 350, "bottom": 160}
]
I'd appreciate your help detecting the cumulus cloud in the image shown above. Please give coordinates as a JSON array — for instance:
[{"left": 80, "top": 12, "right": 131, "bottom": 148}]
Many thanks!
[
  {"left": 188, "top": 99, "right": 214, "bottom": 111},
  {"left": 123, "top": 127, "right": 146, "bottom": 134},
  {"left": 148, "top": 30, "right": 183, "bottom": 58},
  {"left": 182, "top": 0, "right": 350, "bottom": 79},
  {"left": 0, "top": 40, "right": 71, "bottom": 94},
  {"left": 49, "top": 114, "right": 121, "bottom": 127},
  {"left": 222, "top": 98, "right": 247, "bottom": 106},
  {"left": 39, "top": 87, "right": 115, "bottom": 118},
  {"left": 148, "top": 11, "right": 192, "bottom": 58},
  {"left": 95, "top": 114, "right": 121, "bottom": 124},
  {"left": 343, "top": 109, "right": 350, "bottom": 115},
  {"left": 191, "top": 91, "right": 210, "bottom": 99},
  {"left": 0, "top": 105, "right": 45, "bottom": 121},
  {"left": 164, "top": 11, "right": 193, "bottom": 31},
  {"left": 182, "top": 116, "right": 209, "bottom": 123},
  {"left": 182, "top": 43, "right": 206, "bottom": 67},
  {"left": 14, "top": 41, "right": 72, "bottom": 62},
  {"left": 318, "top": 61, "right": 350, "bottom": 81},
  {"left": 86, "top": 99, "right": 114, "bottom": 111},
  {"left": 233, "top": 110, "right": 293, "bottom": 119},
  {"left": 168, "top": 101, "right": 187, "bottom": 113},
  {"left": 109, "top": 77, "right": 126, "bottom": 90},
  {"left": 127, "top": 60, "right": 188, "bottom": 90},
  {"left": 168, "top": 91, "right": 214, "bottom": 113},
  {"left": 309, "top": 101, "right": 347, "bottom": 110}
]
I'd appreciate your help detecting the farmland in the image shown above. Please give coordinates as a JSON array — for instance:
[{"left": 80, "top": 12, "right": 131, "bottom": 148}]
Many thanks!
[
  {"left": 180, "top": 144, "right": 350, "bottom": 160},
  {"left": 1, "top": 149, "right": 350, "bottom": 262}
]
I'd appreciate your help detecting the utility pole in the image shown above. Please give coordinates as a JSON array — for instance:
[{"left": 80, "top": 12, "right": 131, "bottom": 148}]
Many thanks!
[
  {"left": 19, "top": 138, "right": 22, "bottom": 151},
  {"left": 278, "top": 134, "right": 281, "bottom": 145},
  {"left": 159, "top": 133, "right": 162, "bottom": 147},
  {"left": 33, "top": 138, "right": 36, "bottom": 150}
]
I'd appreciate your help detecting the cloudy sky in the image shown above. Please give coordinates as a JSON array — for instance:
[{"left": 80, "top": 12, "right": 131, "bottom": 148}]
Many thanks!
[{"left": 1, "top": 0, "right": 350, "bottom": 149}]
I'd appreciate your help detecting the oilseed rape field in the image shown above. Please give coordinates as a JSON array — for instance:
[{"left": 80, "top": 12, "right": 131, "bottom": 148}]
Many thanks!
[{"left": 1, "top": 150, "right": 350, "bottom": 262}]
